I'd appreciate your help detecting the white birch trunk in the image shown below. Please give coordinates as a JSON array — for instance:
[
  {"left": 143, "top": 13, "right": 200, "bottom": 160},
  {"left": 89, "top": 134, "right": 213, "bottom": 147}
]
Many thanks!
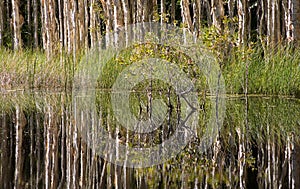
[
  {"left": 12, "top": 0, "right": 22, "bottom": 50},
  {"left": 238, "top": 0, "right": 245, "bottom": 45},
  {"left": 122, "top": 0, "right": 129, "bottom": 46},
  {"left": 90, "top": 0, "right": 96, "bottom": 48},
  {"left": 161, "top": 0, "right": 165, "bottom": 24}
]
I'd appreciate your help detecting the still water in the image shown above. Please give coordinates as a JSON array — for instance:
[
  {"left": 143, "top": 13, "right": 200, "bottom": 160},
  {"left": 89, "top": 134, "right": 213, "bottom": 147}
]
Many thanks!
[{"left": 0, "top": 92, "right": 299, "bottom": 188}]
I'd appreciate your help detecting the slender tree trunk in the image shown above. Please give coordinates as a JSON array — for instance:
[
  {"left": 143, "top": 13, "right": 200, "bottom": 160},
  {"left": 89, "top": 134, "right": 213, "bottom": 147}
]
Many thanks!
[
  {"left": 259, "top": 0, "right": 266, "bottom": 45},
  {"left": 152, "top": 0, "right": 158, "bottom": 22},
  {"left": 181, "top": 0, "right": 193, "bottom": 30},
  {"left": 12, "top": 0, "right": 22, "bottom": 50},
  {"left": 271, "top": 0, "right": 276, "bottom": 44},
  {"left": 40, "top": 0, "right": 46, "bottom": 50},
  {"left": 136, "top": 0, "right": 142, "bottom": 22},
  {"left": 14, "top": 106, "right": 26, "bottom": 188},
  {"left": 41, "top": 0, "right": 56, "bottom": 56},
  {"left": 171, "top": 0, "right": 176, "bottom": 23},
  {"left": 275, "top": 0, "right": 281, "bottom": 42},
  {"left": 0, "top": 0, "right": 4, "bottom": 46},
  {"left": 0, "top": 113, "right": 11, "bottom": 188},
  {"left": 161, "top": 0, "right": 165, "bottom": 23},
  {"left": 238, "top": 0, "right": 244, "bottom": 45},
  {"left": 71, "top": 0, "right": 77, "bottom": 60},
  {"left": 27, "top": 0, "right": 31, "bottom": 47},
  {"left": 78, "top": 0, "right": 83, "bottom": 49},
  {"left": 228, "top": 0, "right": 236, "bottom": 36},
  {"left": 291, "top": 0, "right": 300, "bottom": 42},
  {"left": 84, "top": 0, "right": 89, "bottom": 48},
  {"left": 90, "top": 0, "right": 96, "bottom": 48},
  {"left": 113, "top": 0, "right": 122, "bottom": 31},
  {"left": 237, "top": 0, "right": 248, "bottom": 45},
  {"left": 122, "top": 0, "right": 129, "bottom": 27},
  {"left": 193, "top": 0, "right": 201, "bottom": 35},
  {"left": 204, "top": 0, "right": 212, "bottom": 26},
  {"left": 143, "top": 0, "right": 152, "bottom": 22},
  {"left": 33, "top": 0, "right": 38, "bottom": 47},
  {"left": 58, "top": 0, "right": 63, "bottom": 52},
  {"left": 211, "top": 0, "right": 224, "bottom": 29},
  {"left": 50, "top": 0, "right": 58, "bottom": 53}
]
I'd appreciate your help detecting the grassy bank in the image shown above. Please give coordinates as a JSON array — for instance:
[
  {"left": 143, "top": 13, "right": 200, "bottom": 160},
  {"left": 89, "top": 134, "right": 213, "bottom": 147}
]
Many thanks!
[
  {"left": 223, "top": 44, "right": 300, "bottom": 96},
  {"left": 0, "top": 48, "right": 77, "bottom": 92},
  {"left": 0, "top": 43, "right": 300, "bottom": 97}
]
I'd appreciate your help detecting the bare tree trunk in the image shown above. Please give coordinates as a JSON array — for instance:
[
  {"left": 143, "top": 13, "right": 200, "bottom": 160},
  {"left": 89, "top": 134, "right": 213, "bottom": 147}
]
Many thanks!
[
  {"left": 0, "top": 0, "right": 4, "bottom": 46},
  {"left": 71, "top": 0, "right": 77, "bottom": 60},
  {"left": 171, "top": 0, "right": 176, "bottom": 23},
  {"left": 14, "top": 106, "right": 26, "bottom": 188},
  {"left": 113, "top": 0, "right": 123, "bottom": 31},
  {"left": 12, "top": 0, "right": 22, "bottom": 50},
  {"left": 78, "top": 0, "right": 83, "bottom": 49},
  {"left": 63, "top": 0, "right": 71, "bottom": 52},
  {"left": 237, "top": 0, "right": 248, "bottom": 45},
  {"left": 271, "top": 0, "right": 276, "bottom": 44},
  {"left": 211, "top": 0, "right": 224, "bottom": 29},
  {"left": 90, "top": 0, "right": 96, "bottom": 48},
  {"left": 259, "top": 0, "right": 266, "bottom": 45},
  {"left": 161, "top": 0, "right": 165, "bottom": 23},
  {"left": 41, "top": 0, "right": 58, "bottom": 56},
  {"left": 275, "top": 0, "right": 281, "bottom": 42},
  {"left": 291, "top": 0, "right": 300, "bottom": 42},
  {"left": 136, "top": 0, "right": 142, "bottom": 22},
  {"left": 51, "top": 0, "right": 58, "bottom": 52},
  {"left": 40, "top": 0, "right": 46, "bottom": 50},
  {"left": 193, "top": 0, "right": 201, "bottom": 35},
  {"left": 33, "top": 0, "right": 38, "bottom": 47},
  {"left": 152, "top": 0, "right": 158, "bottom": 22},
  {"left": 122, "top": 0, "right": 129, "bottom": 28},
  {"left": 58, "top": 0, "right": 63, "bottom": 52},
  {"left": 143, "top": 0, "right": 152, "bottom": 22},
  {"left": 101, "top": 0, "right": 113, "bottom": 46},
  {"left": 228, "top": 0, "right": 236, "bottom": 36},
  {"left": 27, "top": 0, "right": 31, "bottom": 47},
  {"left": 181, "top": 0, "right": 193, "bottom": 30},
  {"left": 84, "top": 0, "right": 89, "bottom": 48}
]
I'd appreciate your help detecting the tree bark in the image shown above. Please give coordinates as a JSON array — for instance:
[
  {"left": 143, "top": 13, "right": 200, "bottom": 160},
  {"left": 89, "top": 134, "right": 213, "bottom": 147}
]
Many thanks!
[
  {"left": 137, "top": 0, "right": 142, "bottom": 22},
  {"left": 33, "top": 0, "right": 38, "bottom": 47},
  {"left": 122, "top": 0, "right": 129, "bottom": 27},
  {"left": 90, "top": 0, "right": 96, "bottom": 48},
  {"left": 181, "top": 0, "right": 193, "bottom": 30},
  {"left": 291, "top": 0, "right": 300, "bottom": 42},
  {"left": 27, "top": 0, "right": 31, "bottom": 47},
  {"left": 211, "top": 0, "right": 224, "bottom": 29},
  {"left": 0, "top": 0, "right": 4, "bottom": 46},
  {"left": 171, "top": 0, "right": 176, "bottom": 23},
  {"left": 12, "top": 0, "right": 22, "bottom": 50},
  {"left": 238, "top": 0, "right": 249, "bottom": 45},
  {"left": 193, "top": 0, "right": 201, "bottom": 35}
]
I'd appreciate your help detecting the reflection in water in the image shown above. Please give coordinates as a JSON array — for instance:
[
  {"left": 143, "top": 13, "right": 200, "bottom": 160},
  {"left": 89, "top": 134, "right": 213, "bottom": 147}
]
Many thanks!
[{"left": 0, "top": 93, "right": 299, "bottom": 188}]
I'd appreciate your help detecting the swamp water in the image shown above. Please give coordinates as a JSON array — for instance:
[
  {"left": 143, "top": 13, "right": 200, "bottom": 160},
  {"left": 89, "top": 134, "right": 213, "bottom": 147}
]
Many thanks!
[{"left": 0, "top": 92, "right": 299, "bottom": 189}]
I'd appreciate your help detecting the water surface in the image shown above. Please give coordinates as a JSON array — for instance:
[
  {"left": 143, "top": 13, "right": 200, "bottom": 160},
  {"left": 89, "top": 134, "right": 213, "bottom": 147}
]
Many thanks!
[{"left": 0, "top": 92, "right": 299, "bottom": 188}]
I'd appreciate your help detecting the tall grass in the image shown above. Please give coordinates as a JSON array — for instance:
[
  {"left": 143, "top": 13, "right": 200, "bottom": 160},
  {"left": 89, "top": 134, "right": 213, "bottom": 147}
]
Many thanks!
[
  {"left": 0, "top": 48, "right": 78, "bottom": 92},
  {"left": 223, "top": 44, "right": 300, "bottom": 96},
  {"left": 0, "top": 43, "right": 300, "bottom": 96}
]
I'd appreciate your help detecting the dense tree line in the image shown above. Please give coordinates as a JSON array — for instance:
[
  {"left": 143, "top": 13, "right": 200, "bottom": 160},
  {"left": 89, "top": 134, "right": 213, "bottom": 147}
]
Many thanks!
[{"left": 0, "top": 0, "right": 299, "bottom": 55}]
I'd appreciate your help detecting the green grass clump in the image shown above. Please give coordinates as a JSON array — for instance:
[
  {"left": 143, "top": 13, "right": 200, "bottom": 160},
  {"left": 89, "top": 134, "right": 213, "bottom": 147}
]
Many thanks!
[
  {"left": 0, "top": 48, "right": 78, "bottom": 92},
  {"left": 223, "top": 44, "right": 300, "bottom": 96}
]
